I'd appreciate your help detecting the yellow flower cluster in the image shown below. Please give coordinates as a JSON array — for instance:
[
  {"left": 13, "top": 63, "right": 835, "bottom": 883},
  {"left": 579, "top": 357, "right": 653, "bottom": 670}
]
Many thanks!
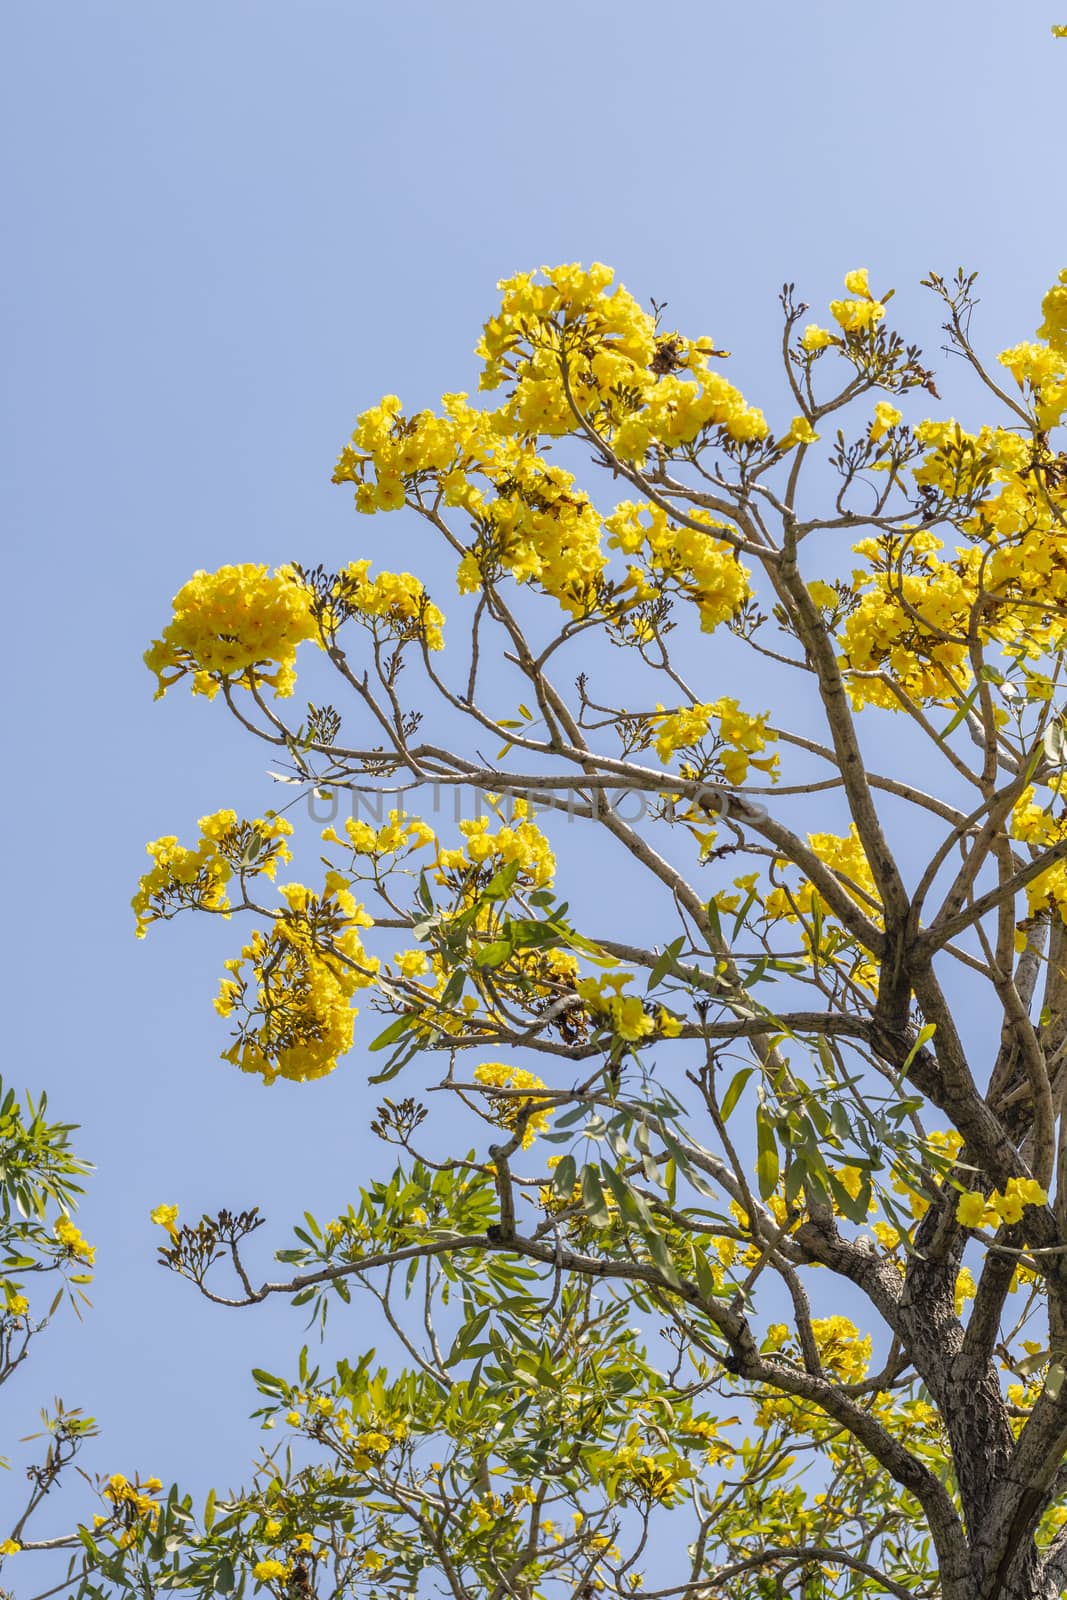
[
  {"left": 1037, "top": 268, "right": 1067, "bottom": 351},
  {"left": 764, "top": 1315, "right": 871, "bottom": 1383},
  {"left": 956, "top": 1176, "right": 1047, "bottom": 1230},
  {"left": 1011, "top": 786, "right": 1067, "bottom": 918},
  {"left": 334, "top": 559, "right": 444, "bottom": 650},
  {"left": 460, "top": 445, "right": 608, "bottom": 618},
  {"left": 477, "top": 262, "right": 768, "bottom": 455},
  {"left": 133, "top": 810, "right": 293, "bottom": 937},
  {"left": 334, "top": 267, "right": 768, "bottom": 633},
  {"left": 604, "top": 500, "right": 750, "bottom": 635},
  {"left": 252, "top": 1559, "right": 289, "bottom": 1583},
  {"left": 998, "top": 342, "right": 1067, "bottom": 430},
  {"left": 472, "top": 1061, "right": 551, "bottom": 1148},
  {"left": 55, "top": 1214, "right": 95, "bottom": 1265},
  {"left": 3, "top": 1287, "right": 29, "bottom": 1318},
  {"left": 649, "top": 696, "right": 778, "bottom": 783},
  {"left": 436, "top": 799, "right": 555, "bottom": 888},
  {"left": 144, "top": 564, "right": 317, "bottom": 700},
  {"left": 336, "top": 390, "right": 478, "bottom": 505},
  {"left": 573, "top": 972, "right": 655, "bottom": 1043},
  {"left": 322, "top": 809, "right": 436, "bottom": 860},
  {"left": 840, "top": 530, "right": 979, "bottom": 710},
  {"left": 955, "top": 1265, "right": 977, "bottom": 1317},
  {"left": 611, "top": 369, "right": 769, "bottom": 461},
  {"left": 767, "top": 824, "right": 880, "bottom": 923},
  {"left": 334, "top": 391, "right": 461, "bottom": 510},
  {"left": 837, "top": 268, "right": 1067, "bottom": 708},
  {"left": 215, "top": 877, "right": 377, "bottom": 1084},
  {"left": 478, "top": 261, "right": 651, "bottom": 396},
  {"left": 102, "top": 1474, "right": 162, "bottom": 1523},
  {"left": 651, "top": 702, "right": 715, "bottom": 762},
  {"left": 338, "top": 394, "right": 610, "bottom": 617},
  {"left": 611, "top": 1443, "right": 690, "bottom": 1505},
  {"left": 829, "top": 268, "right": 887, "bottom": 336}
]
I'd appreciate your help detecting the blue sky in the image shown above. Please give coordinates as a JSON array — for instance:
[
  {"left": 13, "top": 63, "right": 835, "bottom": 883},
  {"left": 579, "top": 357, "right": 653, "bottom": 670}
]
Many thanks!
[{"left": 3, "top": 0, "right": 1066, "bottom": 1539}]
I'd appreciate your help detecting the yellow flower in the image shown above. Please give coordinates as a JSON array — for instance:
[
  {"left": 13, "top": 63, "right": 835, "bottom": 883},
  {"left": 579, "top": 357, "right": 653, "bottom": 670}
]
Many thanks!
[
  {"left": 612, "top": 994, "right": 656, "bottom": 1042},
  {"left": 956, "top": 1191, "right": 986, "bottom": 1229},
  {"left": 102, "top": 1475, "right": 161, "bottom": 1523},
  {"left": 253, "top": 1559, "right": 289, "bottom": 1583},
  {"left": 830, "top": 283, "right": 886, "bottom": 333},
  {"left": 778, "top": 415, "right": 820, "bottom": 452},
  {"left": 807, "top": 578, "right": 838, "bottom": 608},
  {"left": 150, "top": 1204, "right": 179, "bottom": 1238},
  {"left": 954, "top": 1266, "right": 977, "bottom": 1316},
  {"left": 54, "top": 1215, "right": 95, "bottom": 1266},
  {"left": 869, "top": 400, "right": 903, "bottom": 442},
  {"left": 473, "top": 1062, "right": 552, "bottom": 1147},
  {"left": 0, "top": 1540, "right": 21, "bottom": 1556},
  {"left": 800, "top": 324, "right": 834, "bottom": 352}
]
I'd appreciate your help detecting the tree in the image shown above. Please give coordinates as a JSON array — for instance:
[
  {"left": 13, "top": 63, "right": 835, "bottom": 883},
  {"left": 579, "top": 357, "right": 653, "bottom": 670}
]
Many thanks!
[
  {"left": 0, "top": 1083, "right": 166, "bottom": 1587},
  {"left": 58, "top": 261, "right": 1067, "bottom": 1598}
]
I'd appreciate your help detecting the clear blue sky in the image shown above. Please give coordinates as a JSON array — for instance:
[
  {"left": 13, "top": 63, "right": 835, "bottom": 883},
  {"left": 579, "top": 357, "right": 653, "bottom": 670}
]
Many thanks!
[{"left": 2, "top": 0, "right": 1065, "bottom": 1532}]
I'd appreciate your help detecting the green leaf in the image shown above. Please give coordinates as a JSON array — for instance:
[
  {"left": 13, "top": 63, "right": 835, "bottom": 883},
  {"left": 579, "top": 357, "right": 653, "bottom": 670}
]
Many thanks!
[
  {"left": 690, "top": 1244, "right": 719, "bottom": 1303},
  {"left": 483, "top": 859, "right": 521, "bottom": 901},
  {"left": 599, "top": 1162, "right": 653, "bottom": 1228},
  {"left": 826, "top": 1170, "right": 870, "bottom": 1225},
  {"left": 551, "top": 1154, "right": 577, "bottom": 1197},
  {"left": 939, "top": 680, "right": 982, "bottom": 738},
  {"left": 704, "top": 897, "right": 723, "bottom": 944},
  {"left": 830, "top": 1101, "right": 852, "bottom": 1143},
  {"left": 719, "top": 1067, "right": 754, "bottom": 1123},
  {"left": 755, "top": 1107, "right": 780, "bottom": 1200},
  {"left": 368, "top": 1015, "right": 413, "bottom": 1053},
  {"left": 552, "top": 1103, "right": 589, "bottom": 1132},
  {"left": 474, "top": 940, "right": 512, "bottom": 968},
  {"left": 893, "top": 1022, "right": 937, "bottom": 1087},
  {"left": 644, "top": 1224, "right": 683, "bottom": 1289},
  {"left": 250, "top": 1369, "right": 288, "bottom": 1398},
  {"left": 646, "top": 937, "right": 685, "bottom": 993},
  {"left": 580, "top": 1165, "right": 611, "bottom": 1228},
  {"left": 447, "top": 1307, "right": 491, "bottom": 1364},
  {"left": 440, "top": 968, "right": 466, "bottom": 1007}
]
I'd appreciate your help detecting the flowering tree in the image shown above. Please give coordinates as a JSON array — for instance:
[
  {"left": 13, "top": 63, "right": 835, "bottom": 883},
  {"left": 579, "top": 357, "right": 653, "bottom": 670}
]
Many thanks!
[
  {"left": 0, "top": 1084, "right": 169, "bottom": 1587},
  {"left": 62, "top": 261, "right": 1067, "bottom": 1599}
]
